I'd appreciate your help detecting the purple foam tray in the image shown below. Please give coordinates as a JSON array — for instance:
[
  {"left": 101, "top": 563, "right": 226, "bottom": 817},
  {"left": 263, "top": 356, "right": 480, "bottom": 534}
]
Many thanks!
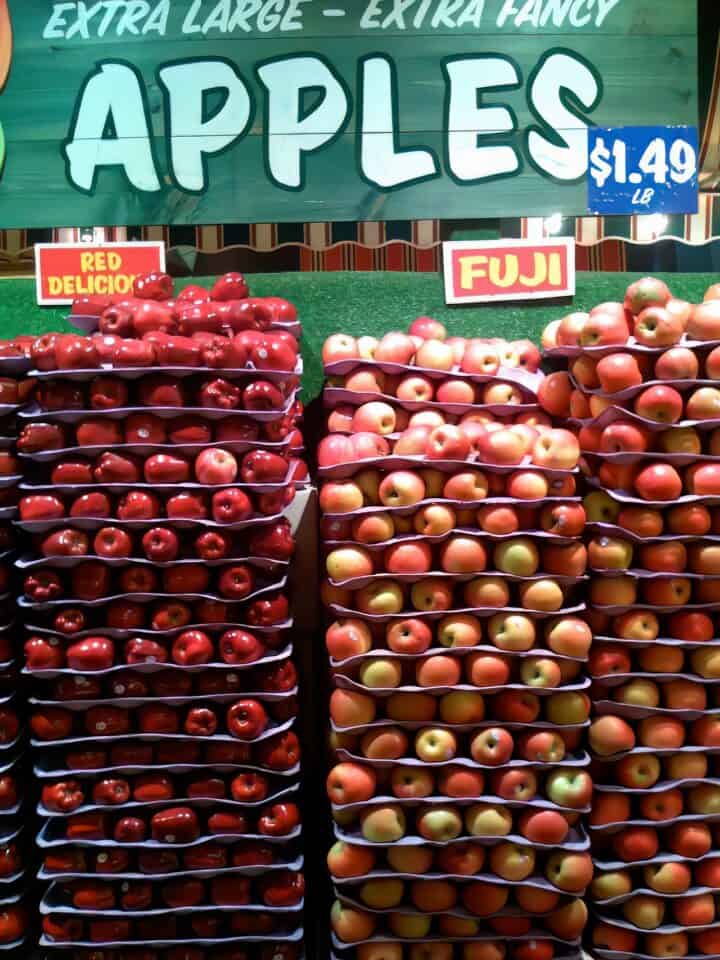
[
  {"left": 41, "top": 929, "right": 303, "bottom": 950},
  {"left": 38, "top": 853, "right": 304, "bottom": 883},
  {"left": 319, "top": 453, "right": 577, "bottom": 482},
  {"left": 333, "top": 822, "right": 589, "bottom": 853},
  {"left": 331, "top": 644, "right": 589, "bottom": 672},
  {"left": 327, "top": 570, "right": 586, "bottom": 592},
  {"left": 324, "top": 385, "right": 540, "bottom": 417},
  {"left": 30, "top": 357, "right": 303, "bottom": 382},
  {"left": 321, "top": 495, "right": 582, "bottom": 521},
  {"left": 35, "top": 757, "right": 301, "bottom": 780},
  {"left": 37, "top": 819, "right": 302, "bottom": 850},
  {"left": 330, "top": 717, "right": 590, "bottom": 736},
  {"left": 327, "top": 603, "right": 587, "bottom": 625},
  {"left": 332, "top": 790, "right": 589, "bottom": 816},
  {"left": 334, "top": 747, "right": 590, "bottom": 772},
  {"left": 594, "top": 699, "right": 717, "bottom": 722},
  {"left": 30, "top": 685, "right": 297, "bottom": 710},
  {"left": 17, "top": 553, "right": 288, "bottom": 572},
  {"left": 18, "top": 435, "right": 299, "bottom": 462},
  {"left": 15, "top": 509, "right": 291, "bottom": 535},
  {"left": 333, "top": 672, "right": 591, "bottom": 699}
]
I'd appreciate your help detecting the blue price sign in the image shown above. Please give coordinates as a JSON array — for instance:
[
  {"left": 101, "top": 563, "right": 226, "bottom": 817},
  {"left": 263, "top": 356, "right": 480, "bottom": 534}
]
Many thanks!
[{"left": 587, "top": 125, "right": 698, "bottom": 216}]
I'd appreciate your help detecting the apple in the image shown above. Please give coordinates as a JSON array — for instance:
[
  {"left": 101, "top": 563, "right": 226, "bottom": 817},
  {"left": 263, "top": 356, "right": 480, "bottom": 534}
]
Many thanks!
[
  {"left": 361, "top": 805, "right": 406, "bottom": 842},
  {"left": 687, "top": 463, "right": 720, "bottom": 495},
  {"left": 591, "top": 923, "right": 638, "bottom": 953},
  {"left": 464, "top": 804, "right": 512, "bottom": 837},
  {"left": 439, "top": 691, "right": 486, "bottom": 724},
  {"left": 330, "top": 688, "right": 377, "bottom": 727},
  {"left": 326, "top": 547, "right": 374, "bottom": 581},
  {"left": 415, "top": 727, "right": 457, "bottom": 762},
  {"left": 596, "top": 353, "right": 643, "bottom": 392},
  {"left": 387, "top": 691, "right": 436, "bottom": 722},
  {"left": 571, "top": 354, "right": 600, "bottom": 388},
  {"left": 518, "top": 730, "right": 565, "bottom": 762},
  {"left": 634, "top": 462, "right": 683, "bottom": 501},
  {"left": 443, "top": 470, "right": 488, "bottom": 501},
  {"left": 385, "top": 541, "right": 433, "bottom": 575},
  {"left": 634, "top": 306, "right": 685, "bottom": 347},
  {"left": 580, "top": 304, "right": 630, "bottom": 346},
  {"left": 360, "top": 659, "right": 403, "bottom": 689},
  {"left": 584, "top": 491, "right": 621, "bottom": 523},
  {"left": 373, "top": 332, "right": 416, "bottom": 364},
  {"left": 387, "top": 846, "right": 433, "bottom": 874},
  {"left": 470, "top": 727, "right": 514, "bottom": 765},
  {"left": 634, "top": 384, "right": 684, "bottom": 423},
  {"left": 489, "top": 842, "right": 535, "bottom": 882},
  {"left": 538, "top": 371, "right": 573, "bottom": 417},
  {"left": 617, "top": 753, "right": 661, "bottom": 788},
  {"left": 518, "top": 578, "right": 565, "bottom": 611},
  {"left": 615, "top": 679, "right": 661, "bottom": 708},
  {"left": 351, "top": 401, "right": 397, "bottom": 436},
  {"left": 410, "top": 579, "right": 453, "bottom": 612},
  {"left": 531, "top": 429, "right": 580, "bottom": 469},
  {"left": 639, "top": 715, "right": 686, "bottom": 748},
  {"left": 327, "top": 763, "right": 377, "bottom": 804},
  {"left": 673, "top": 892, "right": 715, "bottom": 927},
  {"left": 413, "top": 504, "right": 456, "bottom": 537},
  {"left": 545, "top": 769, "right": 593, "bottom": 808},
  {"left": 545, "top": 617, "right": 592, "bottom": 658},
  {"left": 378, "top": 471, "right": 425, "bottom": 507},
  {"left": 323, "top": 335, "right": 359, "bottom": 364},
  {"left": 600, "top": 421, "right": 651, "bottom": 453},
  {"left": 556, "top": 311, "right": 589, "bottom": 346},
  {"left": 361, "top": 727, "right": 408, "bottom": 760},
  {"left": 386, "top": 618, "right": 432, "bottom": 654},
  {"left": 416, "top": 806, "right": 463, "bottom": 841},
  {"left": 592, "top": 870, "right": 633, "bottom": 901},
  {"left": 589, "top": 715, "right": 635, "bottom": 756},
  {"left": 439, "top": 536, "right": 487, "bottom": 574}
]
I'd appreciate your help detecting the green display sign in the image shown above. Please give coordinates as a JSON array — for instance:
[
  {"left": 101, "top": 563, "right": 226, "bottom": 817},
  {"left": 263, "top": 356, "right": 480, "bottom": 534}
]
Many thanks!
[{"left": 0, "top": 0, "right": 698, "bottom": 226}]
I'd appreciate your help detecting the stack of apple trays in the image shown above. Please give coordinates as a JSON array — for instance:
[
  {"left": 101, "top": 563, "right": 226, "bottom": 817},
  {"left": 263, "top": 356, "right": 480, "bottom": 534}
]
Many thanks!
[
  {"left": 14, "top": 288, "right": 307, "bottom": 958},
  {"left": 0, "top": 337, "right": 36, "bottom": 953},
  {"left": 540, "top": 279, "right": 720, "bottom": 960},
  {"left": 319, "top": 320, "right": 594, "bottom": 960}
]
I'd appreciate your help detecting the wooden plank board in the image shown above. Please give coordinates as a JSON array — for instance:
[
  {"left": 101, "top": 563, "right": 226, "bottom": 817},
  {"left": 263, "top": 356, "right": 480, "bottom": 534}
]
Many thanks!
[{"left": 0, "top": 0, "right": 698, "bottom": 226}]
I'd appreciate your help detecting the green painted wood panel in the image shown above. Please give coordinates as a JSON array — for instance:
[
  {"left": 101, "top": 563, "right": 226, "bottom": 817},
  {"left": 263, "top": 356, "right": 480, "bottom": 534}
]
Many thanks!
[{"left": 0, "top": 0, "right": 698, "bottom": 226}]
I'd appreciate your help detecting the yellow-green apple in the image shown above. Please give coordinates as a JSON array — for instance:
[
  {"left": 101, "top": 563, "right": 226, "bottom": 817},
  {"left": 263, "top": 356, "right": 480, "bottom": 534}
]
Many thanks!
[
  {"left": 532, "top": 429, "right": 580, "bottom": 470},
  {"left": 327, "top": 763, "right": 377, "bottom": 804},
  {"left": 387, "top": 913, "right": 432, "bottom": 938},
  {"left": 493, "top": 538, "right": 539, "bottom": 577},
  {"left": 361, "top": 727, "right": 409, "bottom": 760},
  {"left": 326, "top": 546, "right": 374, "bottom": 581},
  {"left": 470, "top": 727, "right": 514, "bottom": 765},
  {"left": 361, "top": 804, "right": 406, "bottom": 842},
  {"left": 546, "top": 851, "right": 594, "bottom": 893},
  {"left": 687, "top": 783, "right": 720, "bottom": 815},
  {"left": 691, "top": 647, "right": 720, "bottom": 679},
  {"left": 489, "top": 843, "right": 535, "bottom": 881},
  {"left": 491, "top": 768, "right": 537, "bottom": 802},
  {"left": 374, "top": 332, "right": 416, "bottom": 364},
  {"left": 588, "top": 536, "right": 633, "bottom": 571},
  {"left": 416, "top": 805, "right": 463, "bottom": 841},
  {"left": 520, "top": 657, "right": 562, "bottom": 688},
  {"left": 518, "top": 808, "right": 569, "bottom": 844},
  {"left": 386, "top": 618, "right": 432, "bottom": 655},
  {"left": 465, "top": 803, "right": 512, "bottom": 837},
  {"left": 387, "top": 846, "right": 433, "bottom": 874},
  {"left": 463, "top": 576, "right": 510, "bottom": 608},
  {"left": 415, "top": 727, "right": 457, "bottom": 762},
  {"left": 571, "top": 354, "right": 600, "bottom": 388},
  {"left": 355, "top": 580, "right": 405, "bottom": 615},
  {"left": 437, "top": 767, "right": 485, "bottom": 799},
  {"left": 658, "top": 425, "right": 702, "bottom": 455},
  {"left": 379, "top": 471, "right": 425, "bottom": 507},
  {"left": 360, "top": 878, "right": 404, "bottom": 910},
  {"left": 545, "top": 617, "right": 592, "bottom": 658},
  {"left": 355, "top": 469, "right": 382, "bottom": 504},
  {"left": 327, "top": 841, "right": 377, "bottom": 878},
  {"left": 545, "top": 769, "right": 593, "bottom": 809},
  {"left": 616, "top": 753, "right": 661, "bottom": 788},
  {"left": 330, "top": 900, "right": 377, "bottom": 943},
  {"left": 519, "top": 579, "right": 564, "bottom": 611},
  {"left": 584, "top": 491, "right": 621, "bottom": 524},
  {"left": 615, "top": 679, "right": 661, "bottom": 708},
  {"left": 437, "top": 613, "right": 482, "bottom": 648},
  {"left": 320, "top": 481, "right": 364, "bottom": 513},
  {"left": 517, "top": 730, "right": 565, "bottom": 763},
  {"left": 591, "top": 869, "right": 632, "bottom": 901},
  {"left": 487, "top": 613, "right": 535, "bottom": 651},
  {"left": 439, "top": 536, "right": 487, "bottom": 574},
  {"left": 413, "top": 504, "right": 455, "bottom": 537},
  {"left": 359, "top": 658, "right": 402, "bottom": 689},
  {"left": 410, "top": 579, "right": 453, "bottom": 611},
  {"left": 352, "top": 513, "right": 395, "bottom": 544},
  {"left": 686, "top": 386, "right": 720, "bottom": 419},
  {"left": 589, "top": 715, "right": 636, "bottom": 756}
]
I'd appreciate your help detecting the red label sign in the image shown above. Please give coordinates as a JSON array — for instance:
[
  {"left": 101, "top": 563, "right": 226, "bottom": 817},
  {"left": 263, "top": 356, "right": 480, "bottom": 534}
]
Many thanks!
[
  {"left": 443, "top": 238, "right": 575, "bottom": 305},
  {"left": 34, "top": 242, "right": 166, "bottom": 306}
]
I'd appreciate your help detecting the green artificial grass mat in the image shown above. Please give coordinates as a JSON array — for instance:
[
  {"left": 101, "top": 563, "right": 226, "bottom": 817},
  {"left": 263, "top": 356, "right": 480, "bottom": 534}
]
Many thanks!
[{"left": 2, "top": 271, "right": 717, "bottom": 402}]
